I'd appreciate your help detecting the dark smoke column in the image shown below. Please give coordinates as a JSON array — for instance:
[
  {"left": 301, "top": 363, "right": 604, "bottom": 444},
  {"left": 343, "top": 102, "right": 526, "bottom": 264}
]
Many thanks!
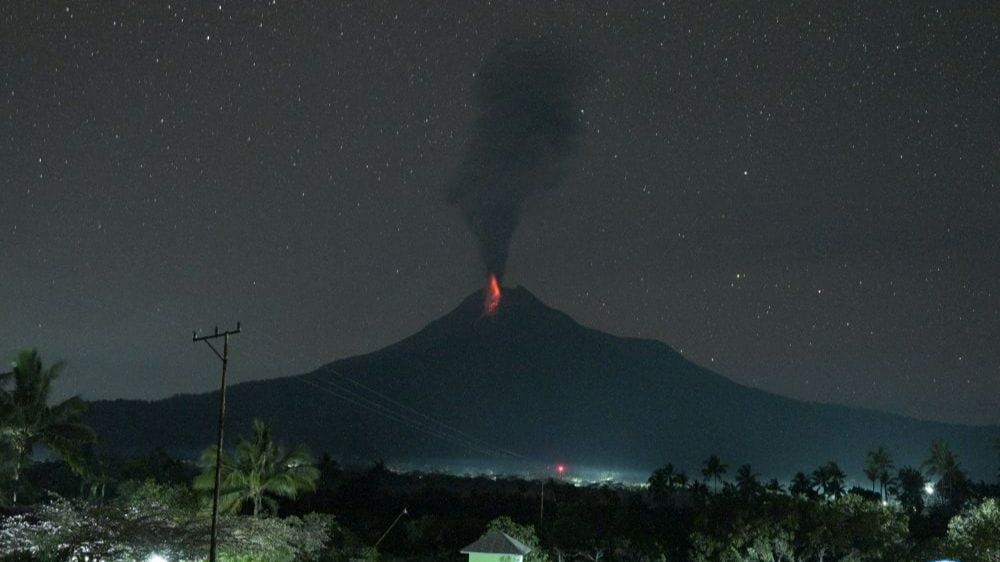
[{"left": 448, "top": 41, "right": 585, "bottom": 287}]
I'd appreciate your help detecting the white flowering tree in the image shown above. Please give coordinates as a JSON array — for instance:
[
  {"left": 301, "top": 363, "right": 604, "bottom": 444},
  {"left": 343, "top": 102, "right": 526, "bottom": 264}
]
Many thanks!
[{"left": 0, "top": 481, "right": 333, "bottom": 561}]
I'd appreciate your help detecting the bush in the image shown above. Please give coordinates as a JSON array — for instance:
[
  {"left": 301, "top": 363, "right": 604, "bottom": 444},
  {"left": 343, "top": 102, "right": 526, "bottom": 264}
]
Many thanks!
[{"left": 942, "top": 498, "right": 1000, "bottom": 562}]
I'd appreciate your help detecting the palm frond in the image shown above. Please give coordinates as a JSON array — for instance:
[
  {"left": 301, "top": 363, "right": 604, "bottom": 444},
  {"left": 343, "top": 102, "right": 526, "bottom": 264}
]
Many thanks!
[{"left": 190, "top": 419, "right": 319, "bottom": 516}]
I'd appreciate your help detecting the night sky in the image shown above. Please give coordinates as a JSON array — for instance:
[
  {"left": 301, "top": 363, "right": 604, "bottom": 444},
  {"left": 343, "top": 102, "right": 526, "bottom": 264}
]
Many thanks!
[{"left": 2, "top": 2, "right": 997, "bottom": 426}]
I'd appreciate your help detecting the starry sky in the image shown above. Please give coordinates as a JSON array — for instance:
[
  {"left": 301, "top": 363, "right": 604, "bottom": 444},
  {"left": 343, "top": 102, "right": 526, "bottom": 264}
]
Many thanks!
[{"left": 2, "top": 2, "right": 997, "bottom": 425}]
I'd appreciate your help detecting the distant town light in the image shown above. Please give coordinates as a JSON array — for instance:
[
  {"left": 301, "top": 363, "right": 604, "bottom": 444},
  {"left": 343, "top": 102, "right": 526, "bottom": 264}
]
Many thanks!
[{"left": 924, "top": 482, "right": 935, "bottom": 495}]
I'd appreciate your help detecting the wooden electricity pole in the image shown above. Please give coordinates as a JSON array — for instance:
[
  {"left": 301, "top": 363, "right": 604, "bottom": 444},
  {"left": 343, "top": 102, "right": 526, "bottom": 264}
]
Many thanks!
[{"left": 193, "top": 322, "right": 241, "bottom": 562}]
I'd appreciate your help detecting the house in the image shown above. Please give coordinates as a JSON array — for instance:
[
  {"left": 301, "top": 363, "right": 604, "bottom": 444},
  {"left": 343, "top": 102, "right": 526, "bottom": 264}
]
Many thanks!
[{"left": 460, "top": 529, "right": 532, "bottom": 562}]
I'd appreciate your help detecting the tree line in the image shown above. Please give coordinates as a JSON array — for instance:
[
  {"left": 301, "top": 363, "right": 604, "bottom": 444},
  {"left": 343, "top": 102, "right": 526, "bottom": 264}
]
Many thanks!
[
  {"left": 2, "top": 349, "right": 999, "bottom": 561},
  {"left": 648, "top": 440, "right": 975, "bottom": 514}
]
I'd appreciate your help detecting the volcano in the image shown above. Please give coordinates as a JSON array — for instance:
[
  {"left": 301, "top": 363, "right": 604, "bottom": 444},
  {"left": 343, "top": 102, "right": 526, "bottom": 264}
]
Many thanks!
[{"left": 86, "top": 286, "right": 998, "bottom": 480}]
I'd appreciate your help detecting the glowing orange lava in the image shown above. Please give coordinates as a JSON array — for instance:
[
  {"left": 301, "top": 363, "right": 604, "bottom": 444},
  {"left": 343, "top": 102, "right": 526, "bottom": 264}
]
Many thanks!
[{"left": 484, "top": 273, "right": 501, "bottom": 316}]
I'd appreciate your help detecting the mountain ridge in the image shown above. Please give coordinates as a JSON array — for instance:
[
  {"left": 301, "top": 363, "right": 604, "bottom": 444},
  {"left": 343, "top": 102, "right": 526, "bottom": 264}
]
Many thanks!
[{"left": 85, "top": 285, "right": 998, "bottom": 481}]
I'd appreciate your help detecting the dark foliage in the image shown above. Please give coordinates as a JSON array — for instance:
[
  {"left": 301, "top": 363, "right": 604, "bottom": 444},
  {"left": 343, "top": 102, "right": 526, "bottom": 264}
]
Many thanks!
[{"left": 6, "top": 448, "right": 999, "bottom": 561}]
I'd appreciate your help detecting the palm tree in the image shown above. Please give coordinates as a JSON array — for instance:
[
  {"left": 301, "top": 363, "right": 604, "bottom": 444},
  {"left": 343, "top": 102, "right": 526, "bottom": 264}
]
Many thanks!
[
  {"left": 878, "top": 470, "right": 898, "bottom": 503},
  {"left": 690, "top": 481, "right": 710, "bottom": 497},
  {"left": 922, "top": 440, "right": 959, "bottom": 504},
  {"left": 890, "top": 466, "right": 925, "bottom": 514},
  {"left": 994, "top": 437, "right": 1000, "bottom": 483},
  {"left": 648, "top": 463, "right": 690, "bottom": 502},
  {"left": 923, "top": 440, "right": 952, "bottom": 480},
  {"left": 734, "top": 464, "right": 760, "bottom": 498},
  {"left": 194, "top": 419, "right": 320, "bottom": 516},
  {"left": 863, "top": 451, "right": 879, "bottom": 493},
  {"left": 811, "top": 461, "right": 846, "bottom": 499},
  {"left": 826, "top": 463, "right": 846, "bottom": 499},
  {"left": 672, "top": 471, "right": 689, "bottom": 489},
  {"left": 864, "top": 446, "right": 893, "bottom": 499},
  {"left": 764, "top": 478, "right": 783, "bottom": 494},
  {"left": 701, "top": 455, "right": 727, "bottom": 493},
  {"left": 789, "top": 472, "right": 814, "bottom": 497},
  {"left": 648, "top": 463, "right": 678, "bottom": 498},
  {"left": 0, "top": 349, "right": 96, "bottom": 504}
]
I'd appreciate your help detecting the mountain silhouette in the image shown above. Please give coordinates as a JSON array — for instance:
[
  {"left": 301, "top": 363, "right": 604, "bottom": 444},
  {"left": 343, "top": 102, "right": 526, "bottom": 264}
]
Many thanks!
[{"left": 86, "top": 286, "right": 998, "bottom": 480}]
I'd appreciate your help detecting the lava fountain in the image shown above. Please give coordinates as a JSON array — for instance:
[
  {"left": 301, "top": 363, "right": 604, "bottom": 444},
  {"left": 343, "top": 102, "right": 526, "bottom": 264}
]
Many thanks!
[{"left": 484, "top": 273, "right": 501, "bottom": 316}]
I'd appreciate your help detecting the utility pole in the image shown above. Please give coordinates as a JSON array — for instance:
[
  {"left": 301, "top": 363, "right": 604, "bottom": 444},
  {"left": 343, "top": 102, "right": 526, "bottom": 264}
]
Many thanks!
[
  {"left": 540, "top": 479, "right": 545, "bottom": 526},
  {"left": 193, "top": 322, "right": 241, "bottom": 562}
]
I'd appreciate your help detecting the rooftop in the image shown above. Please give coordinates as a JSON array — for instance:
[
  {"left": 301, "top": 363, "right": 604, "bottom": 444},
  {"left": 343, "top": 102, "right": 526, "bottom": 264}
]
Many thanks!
[{"left": 460, "top": 529, "right": 532, "bottom": 555}]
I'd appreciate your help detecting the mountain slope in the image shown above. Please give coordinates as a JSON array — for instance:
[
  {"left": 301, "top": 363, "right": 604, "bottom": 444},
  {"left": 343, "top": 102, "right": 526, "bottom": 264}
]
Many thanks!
[{"left": 86, "top": 286, "right": 998, "bottom": 480}]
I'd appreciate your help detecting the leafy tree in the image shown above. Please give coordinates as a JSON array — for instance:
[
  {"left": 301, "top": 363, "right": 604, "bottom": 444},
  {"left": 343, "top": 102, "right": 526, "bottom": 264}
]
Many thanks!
[
  {"left": 118, "top": 478, "right": 202, "bottom": 513},
  {"left": 939, "top": 465, "right": 971, "bottom": 509},
  {"left": 691, "top": 494, "right": 910, "bottom": 562},
  {"left": 942, "top": 498, "right": 1000, "bottom": 562},
  {"left": 864, "top": 446, "right": 893, "bottom": 498},
  {"left": 0, "top": 439, "right": 16, "bottom": 484},
  {"left": 701, "top": 455, "right": 727, "bottom": 493},
  {"left": 316, "top": 452, "right": 342, "bottom": 489},
  {"left": 690, "top": 520, "right": 795, "bottom": 562},
  {"left": 80, "top": 448, "right": 113, "bottom": 501},
  {"left": 812, "top": 461, "right": 846, "bottom": 500},
  {"left": 486, "top": 516, "right": 551, "bottom": 562},
  {"left": 799, "top": 494, "right": 910, "bottom": 561},
  {"left": 120, "top": 447, "right": 197, "bottom": 485},
  {"left": 0, "top": 349, "right": 96, "bottom": 504},
  {"left": 891, "top": 466, "right": 925, "bottom": 514},
  {"left": 194, "top": 419, "right": 320, "bottom": 516},
  {"left": 847, "top": 486, "right": 882, "bottom": 503}
]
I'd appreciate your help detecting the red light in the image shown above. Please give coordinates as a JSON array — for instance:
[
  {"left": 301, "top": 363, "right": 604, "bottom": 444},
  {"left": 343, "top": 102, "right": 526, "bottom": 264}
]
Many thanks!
[{"left": 556, "top": 464, "right": 566, "bottom": 474}]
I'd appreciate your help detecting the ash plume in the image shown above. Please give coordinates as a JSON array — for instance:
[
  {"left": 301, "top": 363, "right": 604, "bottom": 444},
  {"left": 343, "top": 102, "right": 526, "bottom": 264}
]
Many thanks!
[{"left": 448, "top": 41, "right": 585, "bottom": 280}]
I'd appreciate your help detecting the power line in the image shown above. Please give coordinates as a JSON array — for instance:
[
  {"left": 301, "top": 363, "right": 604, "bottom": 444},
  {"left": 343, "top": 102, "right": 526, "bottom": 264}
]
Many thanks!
[
  {"left": 323, "top": 367, "right": 532, "bottom": 461},
  {"left": 296, "top": 374, "right": 488, "bottom": 454},
  {"left": 245, "top": 330, "right": 537, "bottom": 464},
  {"left": 295, "top": 373, "right": 521, "bottom": 461},
  {"left": 22, "top": 282, "right": 543, "bottom": 466}
]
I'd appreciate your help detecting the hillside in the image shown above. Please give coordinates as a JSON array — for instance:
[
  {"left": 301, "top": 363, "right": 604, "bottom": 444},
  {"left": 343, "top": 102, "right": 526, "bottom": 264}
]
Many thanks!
[{"left": 86, "top": 286, "right": 998, "bottom": 481}]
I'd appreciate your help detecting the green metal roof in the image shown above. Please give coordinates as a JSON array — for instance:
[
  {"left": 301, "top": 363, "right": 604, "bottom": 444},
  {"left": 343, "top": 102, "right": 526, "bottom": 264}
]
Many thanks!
[{"left": 460, "top": 529, "right": 532, "bottom": 555}]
